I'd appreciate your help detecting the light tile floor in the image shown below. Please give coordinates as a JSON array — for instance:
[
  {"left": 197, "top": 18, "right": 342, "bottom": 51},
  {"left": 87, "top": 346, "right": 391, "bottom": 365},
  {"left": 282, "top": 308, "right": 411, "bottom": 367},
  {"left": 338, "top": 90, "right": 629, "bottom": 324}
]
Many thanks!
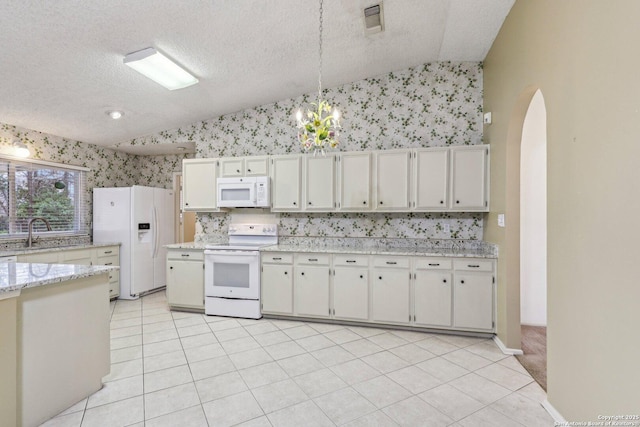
[{"left": 41, "top": 291, "right": 554, "bottom": 426}]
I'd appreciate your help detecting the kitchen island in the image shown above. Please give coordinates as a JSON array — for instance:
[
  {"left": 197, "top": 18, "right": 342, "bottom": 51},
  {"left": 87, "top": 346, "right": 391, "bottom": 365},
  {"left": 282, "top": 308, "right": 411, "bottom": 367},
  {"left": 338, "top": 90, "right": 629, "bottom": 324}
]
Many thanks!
[{"left": 0, "top": 262, "right": 115, "bottom": 427}]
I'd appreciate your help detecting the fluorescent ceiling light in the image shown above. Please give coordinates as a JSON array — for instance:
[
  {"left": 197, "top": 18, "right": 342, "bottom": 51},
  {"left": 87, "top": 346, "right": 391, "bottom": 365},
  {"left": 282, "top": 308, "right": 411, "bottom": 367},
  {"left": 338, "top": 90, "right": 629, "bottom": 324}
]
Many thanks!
[{"left": 124, "top": 47, "right": 198, "bottom": 90}]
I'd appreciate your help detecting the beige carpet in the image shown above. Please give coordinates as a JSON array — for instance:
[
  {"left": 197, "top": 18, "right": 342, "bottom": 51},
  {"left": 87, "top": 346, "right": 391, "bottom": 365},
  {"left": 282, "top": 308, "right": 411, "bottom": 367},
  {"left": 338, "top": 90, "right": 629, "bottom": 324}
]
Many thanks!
[{"left": 516, "top": 325, "right": 547, "bottom": 391}]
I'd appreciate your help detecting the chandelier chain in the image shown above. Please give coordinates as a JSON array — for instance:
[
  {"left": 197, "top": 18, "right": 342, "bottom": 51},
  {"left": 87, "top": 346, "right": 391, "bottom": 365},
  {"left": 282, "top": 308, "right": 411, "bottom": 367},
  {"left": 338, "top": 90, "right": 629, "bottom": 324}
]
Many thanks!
[{"left": 318, "top": 0, "right": 323, "bottom": 100}]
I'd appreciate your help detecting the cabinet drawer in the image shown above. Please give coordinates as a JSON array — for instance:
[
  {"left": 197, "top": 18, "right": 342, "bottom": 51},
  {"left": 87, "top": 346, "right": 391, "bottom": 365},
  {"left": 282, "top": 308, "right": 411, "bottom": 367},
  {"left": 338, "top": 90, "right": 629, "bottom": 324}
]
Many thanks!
[
  {"left": 295, "top": 253, "right": 330, "bottom": 265},
  {"left": 333, "top": 254, "right": 369, "bottom": 267},
  {"left": 95, "top": 255, "right": 118, "bottom": 266},
  {"left": 262, "top": 253, "right": 293, "bottom": 264},
  {"left": 61, "top": 250, "right": 92, "bottom": 262},
  {"left": 454, "top": 259, "right": 494, "bottom": 272},
  {"left": 108, "top": 269, "right": 120, "bottom": 283},
  {"left": 414, "top": 258, "right": 452, "bottom": 270},
  {"left": 373, "top": 257, "right": 409, "bottom": 269},
  {"left": 96, "top": 247, "right": 118, "bottom": 258},
  {"left": 167, "top": 250, "right": 204, "bottom": 261}
]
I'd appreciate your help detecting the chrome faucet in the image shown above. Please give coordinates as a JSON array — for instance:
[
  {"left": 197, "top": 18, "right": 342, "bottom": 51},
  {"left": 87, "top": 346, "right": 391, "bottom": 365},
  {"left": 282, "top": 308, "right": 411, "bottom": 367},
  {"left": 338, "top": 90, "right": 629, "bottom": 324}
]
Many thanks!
[{"left": 26, "top": 217, "right": 52, "bottom": 248}]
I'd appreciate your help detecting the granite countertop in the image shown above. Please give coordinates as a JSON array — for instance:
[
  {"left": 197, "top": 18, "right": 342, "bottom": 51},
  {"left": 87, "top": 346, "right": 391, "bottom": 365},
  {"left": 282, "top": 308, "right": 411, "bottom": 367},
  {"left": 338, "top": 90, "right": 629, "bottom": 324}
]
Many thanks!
[
  {"left": 0, "top": 242, "right": 121, "bottom": 258},
  {"left": 260, "top": 243, "right": 495, "bottom": 258},
  {"left": 0, "top": 263, "right": 118, "bottom": 294},
  {"left": 166, "top": 238, "right": 497, "bottom": 258}
]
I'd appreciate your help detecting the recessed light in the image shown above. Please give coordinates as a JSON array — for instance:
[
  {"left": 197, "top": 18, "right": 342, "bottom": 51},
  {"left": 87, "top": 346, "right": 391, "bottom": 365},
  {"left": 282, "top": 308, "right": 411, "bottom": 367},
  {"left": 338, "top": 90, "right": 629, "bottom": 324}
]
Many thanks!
[{"left": 108, "top": 111, "right": 124, "bottom": 120}]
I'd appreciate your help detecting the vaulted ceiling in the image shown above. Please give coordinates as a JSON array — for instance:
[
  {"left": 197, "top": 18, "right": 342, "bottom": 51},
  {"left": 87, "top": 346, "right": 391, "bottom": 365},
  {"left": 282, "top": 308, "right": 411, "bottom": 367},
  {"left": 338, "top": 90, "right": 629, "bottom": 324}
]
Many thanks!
[{"left": 0, "top": 0, "right": 514, "bottom": 153}]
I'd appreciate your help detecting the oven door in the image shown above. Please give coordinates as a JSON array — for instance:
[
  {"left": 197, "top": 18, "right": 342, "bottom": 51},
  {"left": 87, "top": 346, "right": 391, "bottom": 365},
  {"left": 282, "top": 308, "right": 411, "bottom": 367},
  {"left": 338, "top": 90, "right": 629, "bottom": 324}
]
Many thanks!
[
  {"left": 204, "top": 250, "right": 260, "bottom": 299},
  {"left": 217, "top": 183, "right": 256, "bottom": 207}
]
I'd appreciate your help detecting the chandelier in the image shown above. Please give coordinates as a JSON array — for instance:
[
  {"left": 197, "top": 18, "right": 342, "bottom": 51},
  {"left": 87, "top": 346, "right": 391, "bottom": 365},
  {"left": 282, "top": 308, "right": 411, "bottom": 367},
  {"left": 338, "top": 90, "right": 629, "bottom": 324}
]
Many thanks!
[{"left": 296, "top": 0, "right": 341, "bottom": 154}]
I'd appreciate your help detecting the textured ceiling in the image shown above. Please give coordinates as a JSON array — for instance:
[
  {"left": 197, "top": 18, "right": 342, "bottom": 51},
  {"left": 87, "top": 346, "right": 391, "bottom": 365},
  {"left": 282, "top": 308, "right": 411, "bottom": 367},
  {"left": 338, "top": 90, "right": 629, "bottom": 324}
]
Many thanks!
[{"left": 0, "top": 0, "right": 514, "bottom": 153}]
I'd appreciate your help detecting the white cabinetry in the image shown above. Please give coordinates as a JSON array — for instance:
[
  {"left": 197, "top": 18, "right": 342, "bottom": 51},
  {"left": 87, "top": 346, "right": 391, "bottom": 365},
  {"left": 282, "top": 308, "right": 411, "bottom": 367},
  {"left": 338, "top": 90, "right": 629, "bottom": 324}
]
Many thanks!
[
  {"left": 374, "top": 150, "right": 411, "bottom": 210},
  {"left": 270, "top": 155, "right": 301, "bottom": 211},
  {"left": 453, "top": 259, "right": 494, "bottom": 331},
  {"left": 294, "top": 254, "right": 330, "bottom": 318},
  {"left": 414, "top": 148, "right": 449, "bottom": 210},
  {"left": 371, "top": 256, "right": 411, "bottom": 324},
  {"left": 332, "top": 255, "right": 369, "bottom": 321},
  {"left": 450, "top": 145, "right": 489, "bottom": 211},
  {"left": 304, "top": 155, "right": 335, "bottom": 211},
  {"left": 338, "top": 152, "right": 371, "bottom": 210},
  {"left": 261, "top": 253, "right": 294, "bottom": 315},
  {"left": 182, "top": 159, "right": 219, "bottom": 211},
  {"left": 220, "top": 156, "right": 269, "bottom": 177},
  {"left": 94, "top": 246, "right": 120, "bottom": 299},
  {"left": 413, "top": 258, "right": 452, "bottom": 327},
  {"left": 166, "top": 249, "right": 204, "bottom": 310}
]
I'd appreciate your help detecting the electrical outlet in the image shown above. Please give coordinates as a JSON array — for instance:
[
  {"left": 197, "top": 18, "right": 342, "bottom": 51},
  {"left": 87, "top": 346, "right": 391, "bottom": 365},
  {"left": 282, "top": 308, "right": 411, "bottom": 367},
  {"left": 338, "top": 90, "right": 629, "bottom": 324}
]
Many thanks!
[
  {"left": 498, "top": 214, "right": 505, "bottom": 227},
  {"left": 483, "top": 112, "right": 492, "bottom": 124},
  {"left": 443, "top": 224, "right": 451, "bottom": 233}
]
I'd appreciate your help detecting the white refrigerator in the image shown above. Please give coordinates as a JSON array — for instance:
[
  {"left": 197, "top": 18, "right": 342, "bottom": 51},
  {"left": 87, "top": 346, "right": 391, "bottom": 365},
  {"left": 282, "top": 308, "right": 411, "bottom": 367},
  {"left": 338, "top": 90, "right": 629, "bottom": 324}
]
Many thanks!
[{"left": 93, "top": 186, "right": 175, "bottom": 300}]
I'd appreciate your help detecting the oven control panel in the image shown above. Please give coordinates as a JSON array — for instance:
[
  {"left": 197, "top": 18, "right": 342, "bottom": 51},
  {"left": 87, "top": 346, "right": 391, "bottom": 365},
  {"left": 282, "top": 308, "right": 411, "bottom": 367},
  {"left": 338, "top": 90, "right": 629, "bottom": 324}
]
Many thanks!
[{"left": 228, "top": 223, "right": 278, "bottom": 236}]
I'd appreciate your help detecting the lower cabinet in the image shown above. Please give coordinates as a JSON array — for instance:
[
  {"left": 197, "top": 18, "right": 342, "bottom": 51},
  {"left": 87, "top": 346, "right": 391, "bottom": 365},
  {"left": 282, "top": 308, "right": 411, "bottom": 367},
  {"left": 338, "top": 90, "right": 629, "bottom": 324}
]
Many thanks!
[
  {"left": 261, "top": 254, "right": 294, "bottom": 315},
  {"left": 259, "top": 251, "right": 495, "bottom": 333},
  {"left": 166, "top": 249, "right": 204, "bottom": 310},
  {"left": 294, "top": 254, "right": 330, "bottom": 318},
  {"left": 332, "top": 255, "right": 369, "bottom": 321}
]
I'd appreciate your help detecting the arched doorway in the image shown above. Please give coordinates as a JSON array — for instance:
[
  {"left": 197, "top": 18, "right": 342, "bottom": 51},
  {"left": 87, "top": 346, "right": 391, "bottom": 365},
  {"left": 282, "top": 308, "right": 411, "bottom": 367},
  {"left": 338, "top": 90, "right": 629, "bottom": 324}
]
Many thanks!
[{"left": 516, "top": 89, "right": 548, "bottom": 389}]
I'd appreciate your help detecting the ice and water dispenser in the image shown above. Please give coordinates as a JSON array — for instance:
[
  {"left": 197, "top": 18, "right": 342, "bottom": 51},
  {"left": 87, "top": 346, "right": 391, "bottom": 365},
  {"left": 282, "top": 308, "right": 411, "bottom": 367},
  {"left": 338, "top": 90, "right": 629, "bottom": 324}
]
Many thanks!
[{"left": 138, "top": 223, "right": 152, "bottom": 243}]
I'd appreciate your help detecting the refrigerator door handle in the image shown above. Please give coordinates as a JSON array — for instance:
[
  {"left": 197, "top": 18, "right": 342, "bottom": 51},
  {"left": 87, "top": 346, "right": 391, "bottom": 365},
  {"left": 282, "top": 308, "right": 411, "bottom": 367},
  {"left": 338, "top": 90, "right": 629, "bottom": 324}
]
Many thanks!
[{"left": 152, "top": 206, "right": 158, "bottom": 258}]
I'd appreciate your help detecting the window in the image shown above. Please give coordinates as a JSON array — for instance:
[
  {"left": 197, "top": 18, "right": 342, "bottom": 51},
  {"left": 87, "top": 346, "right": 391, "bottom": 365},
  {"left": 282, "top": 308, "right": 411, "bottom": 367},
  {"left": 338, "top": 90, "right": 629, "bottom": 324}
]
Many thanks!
[{"left": 0, "top": 157, "right": 88, "bottom": 236}]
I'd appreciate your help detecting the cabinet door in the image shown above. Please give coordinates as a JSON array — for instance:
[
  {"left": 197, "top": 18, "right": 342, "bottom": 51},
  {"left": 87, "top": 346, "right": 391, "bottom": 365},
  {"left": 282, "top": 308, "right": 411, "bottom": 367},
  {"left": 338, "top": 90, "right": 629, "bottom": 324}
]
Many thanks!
[
  {"left": 167, "top": 259, "right": 204, "bottom": 309},
  {"left": 339, "top": 152, "right": 371, "bottom": 210},
  {"left": 371, "top": 268, "right": 411, "bottom": 324},
  {"left": 305, "top": 155, "right": 335, "bottom": 210},
  {"left": 261, "top": 264, "right": 293, "bottom": 314},
  {"left": 375, "top": 151, "right": 410, "bottom": 210},
  {"left": 295, "top": 265, "right": 330, "bottom": 318},
  {"left": 245, "top": 156, "right": 269, "bottom": 176},
  {"left": 219, "top": 158, "right": 244, "bottom": 177},
  {"left": 183, "top": 159, "right": 218, "bottom": 211},
  {"left": 450, "top": 146, "right": 488, "bottom": 211},
  {"left": 453, "top": 273, "right": 493, "bottom": 330},
  {"left": 414, "top": 149, "right": 448, "bottom": 210},
  {"left": 271, "top": 155, "right": 301, "bottom": 210},
  {"left": 333, "top": 267, "right": 368, "bottom": 320},
  {"left": 414, "top": 271, "right": 452, "bottom": 327}
]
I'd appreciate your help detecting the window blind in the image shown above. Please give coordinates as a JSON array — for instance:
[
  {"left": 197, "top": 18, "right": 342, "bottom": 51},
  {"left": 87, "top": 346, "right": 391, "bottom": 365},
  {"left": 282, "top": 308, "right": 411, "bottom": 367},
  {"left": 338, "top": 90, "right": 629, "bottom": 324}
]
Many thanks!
[{"left": 0, "top": 158, "right": 89, "bottom": 237}]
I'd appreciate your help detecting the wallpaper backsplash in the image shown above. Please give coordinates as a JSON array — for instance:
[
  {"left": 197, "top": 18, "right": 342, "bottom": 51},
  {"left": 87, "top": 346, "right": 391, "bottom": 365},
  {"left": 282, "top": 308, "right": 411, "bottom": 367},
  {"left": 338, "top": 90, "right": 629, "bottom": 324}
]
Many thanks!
[
  {"left": 1, "top": 61, "right": 485, "bottom": 243},
  {"left": 132, "top": 62, "right": 485, "bottom": 241}
]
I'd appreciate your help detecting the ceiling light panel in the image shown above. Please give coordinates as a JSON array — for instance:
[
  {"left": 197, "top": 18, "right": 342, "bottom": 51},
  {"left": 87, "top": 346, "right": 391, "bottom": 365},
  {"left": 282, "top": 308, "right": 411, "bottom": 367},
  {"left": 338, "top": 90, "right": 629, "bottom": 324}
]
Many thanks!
[{"left": 124, "top": 47, "right": 198, "bottom": 90}]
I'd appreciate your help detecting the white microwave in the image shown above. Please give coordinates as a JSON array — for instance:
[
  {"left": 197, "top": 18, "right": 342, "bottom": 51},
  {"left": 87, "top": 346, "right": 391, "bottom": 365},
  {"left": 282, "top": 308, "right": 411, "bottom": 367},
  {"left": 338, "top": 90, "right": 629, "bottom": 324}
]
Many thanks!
[{"left": 217, "top": 176, "right": 271, "bottom": 208}]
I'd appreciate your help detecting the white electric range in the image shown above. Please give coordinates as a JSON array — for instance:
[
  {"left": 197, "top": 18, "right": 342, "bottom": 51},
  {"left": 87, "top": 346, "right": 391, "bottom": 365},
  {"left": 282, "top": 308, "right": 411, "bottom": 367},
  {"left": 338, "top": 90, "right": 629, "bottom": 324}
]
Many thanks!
[{"left": 204, "top": 223, "right": 277, "bottom": 319}]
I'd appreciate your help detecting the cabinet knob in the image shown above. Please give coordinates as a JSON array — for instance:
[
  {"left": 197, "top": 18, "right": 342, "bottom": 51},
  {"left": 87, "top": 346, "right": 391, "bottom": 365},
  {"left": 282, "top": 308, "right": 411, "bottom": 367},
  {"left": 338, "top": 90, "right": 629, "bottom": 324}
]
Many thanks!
[
  {"left": 236, "top": 169, "right": 240, "bottom": 173},
  {"left": 185, "top": 202, "right": 189, "bottom": 206},
  {"left": 379, "top": 201, "right": 383, "bottom": 205},
  {"left": 293, "top": 202, "right": 297, "bottom": 205},
  {"left": 378, "top": 276, "right": 382, "bottom": 280},
  {"left": 460, "top": 280, "right": 465, "bottom": 284},
  {"left": 440, "top": 200, "right": 444, "bottom": 204},
  {"left": 308, "top": 202, "right": 312, "bottom": 205},
  {"left": 456, "top": 200, "right": 460, "bottom": 204},
  {"left": 363, "top": 201, "right": 367, "bottom": 205},
  {"left": 443, "top": 279, "right": 447, "bottom": 283},
  {"left": 301, "top": 272, "right": 305, "bottom": 276},
  {"left": 359, "top": 275, "right": 363, "bottom": 279},
  {"left": 170, "top": 266, "right": 173, "bottom": 269},
  {"left": 248, "top": 169, "right": 252, "bottom": 172},
  {"left": 284, "top": 271, "right": 288, "bottom": 275}
]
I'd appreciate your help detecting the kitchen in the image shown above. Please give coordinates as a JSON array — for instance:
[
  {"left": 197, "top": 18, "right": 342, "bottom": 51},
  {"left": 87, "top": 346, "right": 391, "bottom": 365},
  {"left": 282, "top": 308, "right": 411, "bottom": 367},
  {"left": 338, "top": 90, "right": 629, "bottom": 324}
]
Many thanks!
[{"left": 1, "top": 0, "right": 639, "bottom": 426}]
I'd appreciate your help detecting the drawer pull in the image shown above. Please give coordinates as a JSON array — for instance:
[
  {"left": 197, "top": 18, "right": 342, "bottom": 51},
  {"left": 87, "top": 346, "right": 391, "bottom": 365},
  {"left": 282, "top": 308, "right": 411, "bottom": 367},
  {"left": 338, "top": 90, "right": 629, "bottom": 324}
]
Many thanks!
[
  {"left": 385, "top": 261, "right": 397, "bottom": 265},
  {"left": 468, "top": 264, "right": 480, "bottom": 268},
  {"left": 104, "top": 250, "right": 113, "bottom": 254},
  {"left": 428, "top": 263, "right": 440, "bottom": 266},
  {"left": 346, "top": 260, "right": 356, "bottom": 263},
  {"left": 105, "top": 262, "right": 113, "bottom": 266},
  {"left": 308, "top": 258, "right": 318, "bottom": 262},
  {"left": 273, "top": 257, "right": 282, "bottom": 261}
]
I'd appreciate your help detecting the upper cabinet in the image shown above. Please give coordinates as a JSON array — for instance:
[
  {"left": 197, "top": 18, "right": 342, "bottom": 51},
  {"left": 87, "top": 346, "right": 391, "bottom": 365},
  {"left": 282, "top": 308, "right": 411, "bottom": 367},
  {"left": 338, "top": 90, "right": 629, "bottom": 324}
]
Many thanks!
[
  {"left": 270, "top": 155, "right": 301, "bottom": 211},
  {"left": 219, "top": 156, "right": 269, "bottom": 177},
  {"left": 450, "top": 145, "right": 489, "bottom": 211},
  {"left": 414, "top": 148, "right": 449, "bottom": 210},
  {"left": 374, "top": 150, "right": 411, "bottom": 210},
  {"left": 304, "top": 154, "right": 336, "bottom": 211},
  {"left": 338, "top": 152, "right": 371, "bottom": 211},
  {"left": 182, "top": 159, "right": 219, "bottom": 212}
]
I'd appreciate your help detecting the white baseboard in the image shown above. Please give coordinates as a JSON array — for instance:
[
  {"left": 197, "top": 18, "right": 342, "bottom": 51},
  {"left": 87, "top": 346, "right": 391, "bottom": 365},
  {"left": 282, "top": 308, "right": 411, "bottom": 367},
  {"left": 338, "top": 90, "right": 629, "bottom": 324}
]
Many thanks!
[
  {"left": 542, "top": 399, "right": 566, "bottom": 423},
  {"left": 493, "top": 335, "right": 524, "bottom": 355}
]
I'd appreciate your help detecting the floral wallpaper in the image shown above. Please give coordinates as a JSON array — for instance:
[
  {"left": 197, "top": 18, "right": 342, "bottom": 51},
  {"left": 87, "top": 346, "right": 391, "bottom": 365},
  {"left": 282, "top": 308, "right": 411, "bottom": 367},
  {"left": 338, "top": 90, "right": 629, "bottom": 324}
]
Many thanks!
[
  {"left": 0, "top": 122, "right": 187, "bottom": 247},
  {"left": 1, "top": 61, "right": 486, "bottom": 242},
  {"left": 144, "top": 61, "right": 485, "bottom": 241}
]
